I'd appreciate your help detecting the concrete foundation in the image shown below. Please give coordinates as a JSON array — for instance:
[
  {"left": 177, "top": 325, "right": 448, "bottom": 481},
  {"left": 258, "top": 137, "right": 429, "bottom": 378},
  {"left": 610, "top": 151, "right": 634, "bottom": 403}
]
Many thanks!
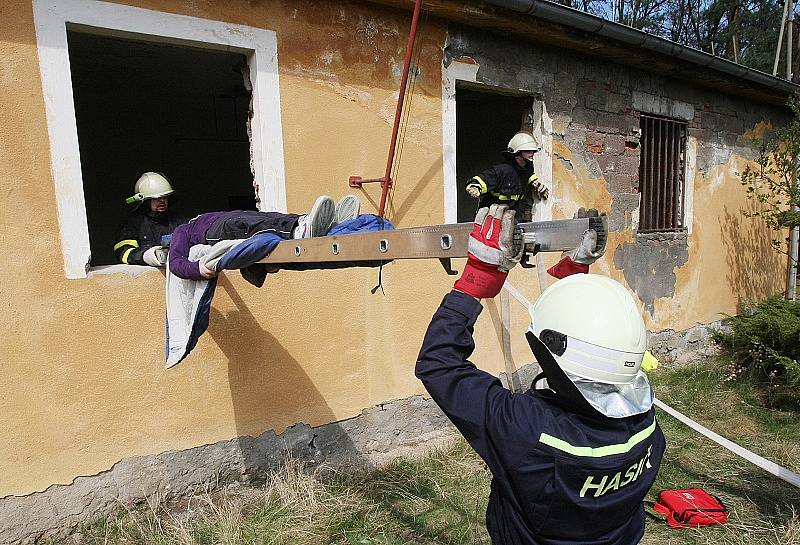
[
  {"left": 0, "top": 395, "right": 452, "bottom": 544},
  {"left": 649, "top": 319, "right": 725, "bottom": 364}
]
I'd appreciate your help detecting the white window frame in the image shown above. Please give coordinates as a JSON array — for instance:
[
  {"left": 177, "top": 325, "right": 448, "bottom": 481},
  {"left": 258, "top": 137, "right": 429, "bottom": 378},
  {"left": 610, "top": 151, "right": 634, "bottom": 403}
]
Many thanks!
[
  {"left": 33, "top": 0, "right": 286, "bottom": 278},
  {"left": 441, "top": 59, "right": 479, "bottom": 225},
  {"left": 441, "top": 58, "right": 553, "bottom": 225}
]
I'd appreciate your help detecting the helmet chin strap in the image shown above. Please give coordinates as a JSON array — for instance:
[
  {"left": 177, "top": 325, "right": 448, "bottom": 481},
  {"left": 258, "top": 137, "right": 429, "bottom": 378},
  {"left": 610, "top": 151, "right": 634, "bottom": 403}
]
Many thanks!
[{"left": 525, "top": 330, "right": 605, "bottom": 419}]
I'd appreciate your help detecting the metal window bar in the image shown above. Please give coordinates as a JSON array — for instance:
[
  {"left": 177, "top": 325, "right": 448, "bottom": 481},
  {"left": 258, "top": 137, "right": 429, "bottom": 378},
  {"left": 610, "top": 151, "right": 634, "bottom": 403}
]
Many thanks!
[{"left": 638, "top": 115, "right": 687, "bottom": 232}]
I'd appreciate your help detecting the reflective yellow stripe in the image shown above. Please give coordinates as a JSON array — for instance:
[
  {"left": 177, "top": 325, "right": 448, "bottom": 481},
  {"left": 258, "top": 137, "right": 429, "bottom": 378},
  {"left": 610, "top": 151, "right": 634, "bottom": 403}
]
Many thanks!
[
  {"left": 114, "top": 239, "right": 139, "bottom": 251},
  {"left": 468, "top": 176, "right": 488, "bottom": 194},
  {"left": 528, "top": 174, "right": 539, "bottom": 184},
  {"left": 490, "top": 191, "right": 520, "bottom": 201},
  {"left": 539, "top": 420, "right": 656, "bottom": 457},
  {"left": 121, "top": 248, "right": 135, "bottom": 264}
]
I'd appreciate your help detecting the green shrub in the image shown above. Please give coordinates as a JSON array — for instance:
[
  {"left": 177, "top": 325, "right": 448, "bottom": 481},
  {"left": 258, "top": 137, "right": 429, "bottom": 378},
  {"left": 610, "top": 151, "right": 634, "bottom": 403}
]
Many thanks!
[{"left": 712, "top": 296, "right": 800, "bottom": 390}]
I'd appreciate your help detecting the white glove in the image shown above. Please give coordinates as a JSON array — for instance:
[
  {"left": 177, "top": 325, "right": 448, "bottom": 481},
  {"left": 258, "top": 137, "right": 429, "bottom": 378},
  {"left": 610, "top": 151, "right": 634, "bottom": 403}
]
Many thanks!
[
  {"left": 198, "top": 257, "right": 217, "bottom": 279},
  {"left": 531, "top": 181, "right": 549, "bottom": 201},
  {"left": 454, "top": 204, "right": 522, "bottom": 299},
  {"left": 466, "top": 185, "right": 482, "bottom": 199},
  {"left": 468, "top": 204, "right": 523, "bottom": 272},
  {"left": 565, "top": 208, "right": 605, "bottom": 265},
  {"left": 142, "top": 246, "right": 167, "bottom": 267}
]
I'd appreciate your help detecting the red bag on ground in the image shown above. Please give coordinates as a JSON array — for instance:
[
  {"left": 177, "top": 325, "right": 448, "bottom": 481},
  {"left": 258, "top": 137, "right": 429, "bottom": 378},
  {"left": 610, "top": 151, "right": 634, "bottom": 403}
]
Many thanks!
[{"left": 653, "top": 489, "right": 730, "bottom": 528}]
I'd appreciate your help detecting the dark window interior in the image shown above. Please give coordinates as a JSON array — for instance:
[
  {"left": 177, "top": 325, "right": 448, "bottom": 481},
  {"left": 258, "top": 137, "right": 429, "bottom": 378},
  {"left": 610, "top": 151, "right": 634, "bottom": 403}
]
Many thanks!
[
  {"left": 67, "top": 30, "right": 255, "bottom": 266},
  {"left": 638, "top": 115, "right": 687, "bottom": 232},
  {"left": 455, "top": 84, "right": 534, "bottom": 223}
]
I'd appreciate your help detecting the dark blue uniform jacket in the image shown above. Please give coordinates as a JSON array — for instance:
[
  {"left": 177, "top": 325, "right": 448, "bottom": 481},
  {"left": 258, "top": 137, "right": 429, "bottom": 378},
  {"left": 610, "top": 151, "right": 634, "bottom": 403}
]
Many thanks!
[
  {"left": 416, "top": 291, "right": 666, "bottom": 545},
  {"left": 467, "top": 158, "right": 537, "bottom": 212}
]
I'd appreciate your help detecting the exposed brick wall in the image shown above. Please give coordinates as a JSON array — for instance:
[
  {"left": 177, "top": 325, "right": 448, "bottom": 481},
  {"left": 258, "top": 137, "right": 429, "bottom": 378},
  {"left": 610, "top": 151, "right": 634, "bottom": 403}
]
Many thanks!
[
  {"left": 445, "top": 25, "right": 785, "bottom": 205},
  {"left": 445, "top": 24, "right": 789, "bottom": 313}
]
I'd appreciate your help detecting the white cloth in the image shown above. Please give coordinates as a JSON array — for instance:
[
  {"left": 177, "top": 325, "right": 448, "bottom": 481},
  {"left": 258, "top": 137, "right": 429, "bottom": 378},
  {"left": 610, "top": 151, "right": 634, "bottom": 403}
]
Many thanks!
[{"left": 165, "top": 239, "right": 245, "bottom": 368}]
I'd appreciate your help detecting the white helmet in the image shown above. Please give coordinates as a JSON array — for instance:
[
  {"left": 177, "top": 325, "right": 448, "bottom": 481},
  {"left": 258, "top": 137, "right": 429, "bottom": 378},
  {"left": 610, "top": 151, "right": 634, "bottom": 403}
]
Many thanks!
[
  {"left": 126, "top": 172, "right": 174, "bottom": 204},
  {"left": 506, "top": 131, "right": 541, "bottom": 154},
  {"left": 529, "top": 274, "right": 646, "bottom": 384}
]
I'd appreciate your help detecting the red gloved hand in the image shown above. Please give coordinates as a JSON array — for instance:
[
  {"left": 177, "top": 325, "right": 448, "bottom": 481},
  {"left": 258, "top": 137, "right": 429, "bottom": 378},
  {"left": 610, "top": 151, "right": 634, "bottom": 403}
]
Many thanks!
[
  {"left": 454, "top": 204, "right": 522, "bottom": 299},
  {"left": 547, "top": 207, "right": 605, "bottom": 279},
  {"left": 546, "top": 255, "right": 589, "bottom": 279}
]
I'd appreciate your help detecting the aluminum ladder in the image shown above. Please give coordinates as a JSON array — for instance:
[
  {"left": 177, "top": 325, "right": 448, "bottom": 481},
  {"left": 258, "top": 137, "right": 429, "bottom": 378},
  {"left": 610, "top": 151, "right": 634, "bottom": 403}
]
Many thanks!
[{"left": 257, "top": 216, "right": 607, "bottom": 271}]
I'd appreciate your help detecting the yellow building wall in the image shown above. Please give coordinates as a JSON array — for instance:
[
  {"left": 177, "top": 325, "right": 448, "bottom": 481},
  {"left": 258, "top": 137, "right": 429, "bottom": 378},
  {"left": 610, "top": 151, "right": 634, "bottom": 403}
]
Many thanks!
[
  {"left": 1, "top": 0, "right": 472, "bottom": 497},
  {"left": 0, "top": 0, "right": 785, "bottom": 498},
  {"left": 542, "top": 139, "right": 784, "bottom": 332}
]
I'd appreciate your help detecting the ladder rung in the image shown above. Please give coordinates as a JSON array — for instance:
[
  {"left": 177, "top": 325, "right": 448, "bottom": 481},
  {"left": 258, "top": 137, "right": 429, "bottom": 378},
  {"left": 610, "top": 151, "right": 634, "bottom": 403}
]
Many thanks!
[{"left": 258, "top": 217, "right": 606, "bottom": 265}]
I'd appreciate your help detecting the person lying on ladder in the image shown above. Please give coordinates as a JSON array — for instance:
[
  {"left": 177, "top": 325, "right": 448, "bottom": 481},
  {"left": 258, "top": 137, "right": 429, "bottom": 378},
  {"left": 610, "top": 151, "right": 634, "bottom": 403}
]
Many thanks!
[
  {"left": 416, "top": 204, "right": 665, "bottom": 545},
  {"left": 168, "top": 195, "right": 360, "bottom": 280}
]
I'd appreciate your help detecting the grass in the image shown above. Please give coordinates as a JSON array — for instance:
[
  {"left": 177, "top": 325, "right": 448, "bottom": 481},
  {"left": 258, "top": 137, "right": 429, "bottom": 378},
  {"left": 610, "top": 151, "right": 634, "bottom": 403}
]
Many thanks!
[
  {"left": 63, "top": 357, "right": 800, "bottom": 545},
  {"left": 642, "top": 357, "right": 800, "bottom": 544},
  {"left": 69, "top": 444, "right": 490, "bottom": 545}
]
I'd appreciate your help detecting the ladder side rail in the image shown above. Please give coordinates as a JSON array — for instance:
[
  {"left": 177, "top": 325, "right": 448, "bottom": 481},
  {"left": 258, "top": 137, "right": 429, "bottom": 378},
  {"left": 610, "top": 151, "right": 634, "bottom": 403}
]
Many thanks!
[{"left": 258, "top": 217, "right": 606, "bottom": 265}]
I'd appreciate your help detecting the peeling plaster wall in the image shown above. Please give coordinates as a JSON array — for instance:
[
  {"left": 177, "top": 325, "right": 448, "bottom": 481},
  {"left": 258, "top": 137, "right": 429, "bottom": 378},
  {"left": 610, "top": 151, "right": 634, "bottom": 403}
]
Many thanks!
[
  {"left": 445, "top": 24, "right": 788, "bottom": 331},
  {"left": 613, "top": 233, "right": 689, "bottom": 314},
  {"left": 2, "top": 0, "right": 463, "bottom": 505}
]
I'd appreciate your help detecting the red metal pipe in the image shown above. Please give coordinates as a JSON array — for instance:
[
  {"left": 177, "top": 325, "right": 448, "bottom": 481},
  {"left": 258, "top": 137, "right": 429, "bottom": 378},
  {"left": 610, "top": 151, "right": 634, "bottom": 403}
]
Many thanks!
[{"left": 378, "top": 0, "right": 423, "bottom": 217}]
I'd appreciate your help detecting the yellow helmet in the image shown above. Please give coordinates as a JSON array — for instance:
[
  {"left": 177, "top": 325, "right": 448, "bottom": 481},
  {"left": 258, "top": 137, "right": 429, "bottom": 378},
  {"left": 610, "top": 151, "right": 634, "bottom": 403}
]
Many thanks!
[
  {"left": 126, "top": 172, "right": 174, "bottom": 204},
  {"left": 506, "top": 131, "right": 541, "bottom": 154}
]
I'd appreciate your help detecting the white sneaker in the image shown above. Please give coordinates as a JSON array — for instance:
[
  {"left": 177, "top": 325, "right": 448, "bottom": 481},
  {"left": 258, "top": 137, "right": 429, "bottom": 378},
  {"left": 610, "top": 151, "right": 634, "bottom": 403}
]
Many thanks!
[
  {"left": 294, "top": 195, "right": 335, "bottom": 238},
  {"left": 335, "top": 194, "right": 361, "bottom": 224}
]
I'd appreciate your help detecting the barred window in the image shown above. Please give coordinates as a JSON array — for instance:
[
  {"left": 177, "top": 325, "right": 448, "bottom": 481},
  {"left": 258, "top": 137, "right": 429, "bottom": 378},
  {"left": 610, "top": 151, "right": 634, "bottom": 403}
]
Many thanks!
[{"left": 638, "top": 115, "right": 687, "bottom": 232}]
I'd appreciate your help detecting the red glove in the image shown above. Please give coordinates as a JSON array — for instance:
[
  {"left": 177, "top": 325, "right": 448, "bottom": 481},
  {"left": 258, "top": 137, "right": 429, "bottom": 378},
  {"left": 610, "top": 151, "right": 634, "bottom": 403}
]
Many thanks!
[
  {"left": 547, "top": 207, "right": 605, "bottom": 279},
  {"left": 454, "top": 204, "right": 522, "bottom": 299},
  {"left": 546, "top": 256, "right": 589, "bottom": 279}
]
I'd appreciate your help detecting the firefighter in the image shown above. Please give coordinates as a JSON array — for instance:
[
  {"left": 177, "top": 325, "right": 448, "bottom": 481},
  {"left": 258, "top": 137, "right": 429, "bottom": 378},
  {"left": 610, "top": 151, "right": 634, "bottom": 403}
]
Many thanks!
[
  {"left": 114, "top": 172, "right": 187, "bottom": 267},
  {"left": 465, "top": 131, "right": 550, "bottom": 215},
  {"left": 416, "top": 204, "right": 665, "bottom": 545}
]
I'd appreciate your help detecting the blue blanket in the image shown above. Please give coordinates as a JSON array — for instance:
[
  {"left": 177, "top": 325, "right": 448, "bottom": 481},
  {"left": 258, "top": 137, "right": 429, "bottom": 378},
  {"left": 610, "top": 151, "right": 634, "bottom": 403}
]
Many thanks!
[{"left": 165, "top": 215, "right": 394, "bottom": 368}]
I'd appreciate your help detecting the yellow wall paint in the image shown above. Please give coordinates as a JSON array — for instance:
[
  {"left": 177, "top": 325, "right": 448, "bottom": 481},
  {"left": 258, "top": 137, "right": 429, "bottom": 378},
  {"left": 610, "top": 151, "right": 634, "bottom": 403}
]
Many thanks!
[
  {"left": 550, "top": 140, "right": 614, "bottom": 221},
  {"left": 2, "top": 0, "right": 786, "bottom": 498},
  {"left": 1, "top": 0, "right": 456, "bottom": 496},
  {"left": 651, "top": 154, "right": 784, "bottom": 330},
  {"left": 744, "top": 121, "right": 773, "bottom": 142}
]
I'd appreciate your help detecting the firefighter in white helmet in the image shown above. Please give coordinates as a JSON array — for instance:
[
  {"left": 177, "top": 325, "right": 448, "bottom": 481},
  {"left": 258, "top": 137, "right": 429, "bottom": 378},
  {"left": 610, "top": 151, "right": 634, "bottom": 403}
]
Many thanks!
[
  {"left": 416, "top": 204, "right": 665, "bottom": 545},
  {"left": 114, "top": 172, "right": 187, "bottom": 267},
  {"left": 465, "top": 131, "right": 550, "bottom": 218}
]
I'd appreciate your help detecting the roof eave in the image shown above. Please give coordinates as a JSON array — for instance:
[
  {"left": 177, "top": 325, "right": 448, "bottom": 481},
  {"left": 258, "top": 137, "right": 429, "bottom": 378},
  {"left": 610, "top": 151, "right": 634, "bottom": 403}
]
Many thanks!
[
  {"left": 487, "top": 0, "right": 799, "bottom": 98},
  {"left": 361, "top": 0, "right": 799, "bottom": 106}
]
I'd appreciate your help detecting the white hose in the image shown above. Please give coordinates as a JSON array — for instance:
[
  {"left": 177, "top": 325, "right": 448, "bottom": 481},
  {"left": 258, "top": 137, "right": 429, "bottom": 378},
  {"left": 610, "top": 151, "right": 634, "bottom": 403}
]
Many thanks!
[{"left": 653, "top": 398, "right": 800, "bottom": 488}]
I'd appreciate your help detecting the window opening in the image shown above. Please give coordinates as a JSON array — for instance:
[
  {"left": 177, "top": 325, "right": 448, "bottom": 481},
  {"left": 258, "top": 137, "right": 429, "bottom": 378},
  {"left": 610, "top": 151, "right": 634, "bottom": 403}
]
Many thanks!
[
  {"left": 455, "top": 84, "right": 535, "bottom": 223},
  {"left": 638, "top": 115, "right": 687, "bottom": 233},
  {"left": 67, "top": 30, "right": 255, "bottom": 266}
]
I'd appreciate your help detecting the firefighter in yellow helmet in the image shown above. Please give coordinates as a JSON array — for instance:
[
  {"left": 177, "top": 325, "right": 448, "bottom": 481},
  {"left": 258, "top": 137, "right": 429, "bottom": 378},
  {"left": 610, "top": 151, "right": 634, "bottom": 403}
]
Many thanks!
[
  {"left": 465, "top": 131, "right": 550, "bottom": 217},
  {"left": 114, "top": 172, "right": 187, "bottom": 267}
]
